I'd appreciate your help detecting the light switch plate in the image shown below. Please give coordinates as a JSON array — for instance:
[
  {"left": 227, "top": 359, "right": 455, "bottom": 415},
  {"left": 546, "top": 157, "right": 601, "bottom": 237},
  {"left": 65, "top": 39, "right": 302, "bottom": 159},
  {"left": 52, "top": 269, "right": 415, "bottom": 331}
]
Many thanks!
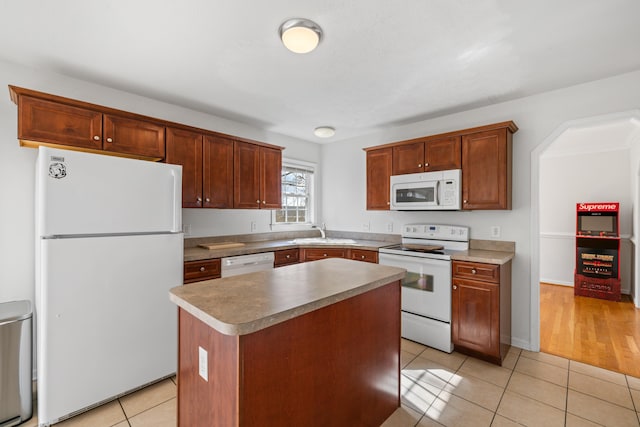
[{"left": 198, "top": 346, "right": 208, "bottom": 381}]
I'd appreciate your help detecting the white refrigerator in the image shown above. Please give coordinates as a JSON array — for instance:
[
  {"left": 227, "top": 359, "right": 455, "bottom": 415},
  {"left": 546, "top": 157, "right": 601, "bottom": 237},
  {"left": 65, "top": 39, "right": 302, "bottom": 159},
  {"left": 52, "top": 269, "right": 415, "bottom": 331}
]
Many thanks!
[{"left": 35, "top": 147, "right": 183, "bottom": 426}]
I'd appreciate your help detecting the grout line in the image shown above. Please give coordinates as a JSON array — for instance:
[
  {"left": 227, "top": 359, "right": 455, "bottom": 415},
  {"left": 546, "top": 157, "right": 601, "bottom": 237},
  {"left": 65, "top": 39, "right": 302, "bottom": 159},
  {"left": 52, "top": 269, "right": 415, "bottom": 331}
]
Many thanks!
[{"left": 115, "top": 398, "right": 131, "bottom": 426}]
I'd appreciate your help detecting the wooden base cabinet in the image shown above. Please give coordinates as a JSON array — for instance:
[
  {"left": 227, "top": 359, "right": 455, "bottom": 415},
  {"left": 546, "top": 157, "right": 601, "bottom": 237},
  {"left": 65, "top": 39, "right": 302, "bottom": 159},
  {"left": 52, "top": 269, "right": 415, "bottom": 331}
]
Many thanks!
[{"left": 452, "top": 260, "right": 511, "bottom": 365}]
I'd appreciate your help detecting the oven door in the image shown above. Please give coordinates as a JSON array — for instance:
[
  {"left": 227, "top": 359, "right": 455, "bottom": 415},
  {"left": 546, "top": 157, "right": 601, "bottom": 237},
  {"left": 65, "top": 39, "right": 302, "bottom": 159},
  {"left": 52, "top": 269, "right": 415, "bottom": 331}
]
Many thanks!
[
  {"left": 378, "top": 252, "right": 451, "bottom": 322},
  {"left": 390, "top": 179, "right": 438, "bottom": 210}
]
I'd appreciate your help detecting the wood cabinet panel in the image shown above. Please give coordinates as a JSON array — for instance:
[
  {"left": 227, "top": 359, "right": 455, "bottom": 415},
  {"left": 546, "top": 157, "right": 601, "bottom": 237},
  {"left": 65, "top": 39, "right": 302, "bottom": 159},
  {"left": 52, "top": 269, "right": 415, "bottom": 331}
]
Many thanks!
[
  {"left": 461, "top": 129, "right": 511, "bottom": 210},
  {"left": 184, "top": 259, "right": 221, "bottom": 284},
  {"left": 451, "top": 260, "right": 511, "bottom": 365},
  {"left": 300, "top": 248, "right": 347, "bottom": 262},
  {"left": 203, "top": 135, "right": 234, "bottom": 208},
  {"left": 103, "top": 114, "right": 165, "bottom": 159},
  {"left": 259, "top": 146, "right": 282, "bottom": 209},
  {"left": 18, "top": 95, "right": 102, "bottom": 149},
  {"left": 366, "top": 148, "right": 392, "bottom": 210},
  {"left": 425, "top": 136, "right": 461, "bottom": 171},
  {"left": 349, "top": 249, "right": 378, "bottom": 263},
  {"left": 452, "top": 278, "right": 499, "bottom": 356},
  {"left": 274, "top": 248, "right": 300, "bottom": 267},
  {"left": 392, "top": 142, "right": 424, "bottom": 175},
  {"left": 234, "top": 141, "right": 261, "bottom": 209},
  {"left": 166, "top": 127, "right": 203, "bottom": 208}
]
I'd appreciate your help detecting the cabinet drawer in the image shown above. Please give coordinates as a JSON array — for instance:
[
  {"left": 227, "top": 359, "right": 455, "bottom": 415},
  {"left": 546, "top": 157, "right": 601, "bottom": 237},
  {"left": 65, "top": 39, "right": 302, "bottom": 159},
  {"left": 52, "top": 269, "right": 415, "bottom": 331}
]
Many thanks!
[
  {"left": 349, "top": 249, "right": 378, "bottom": 263},
  {"left": 452, "top": 261, "right": 499, "bottom": 283},
  {"left": 301, "top": 248, "right": 347, "bottom": 262},
  {"left": 274, "top": 248, "right": 299, "bottom": 267},
  {"left": 184, "top": 259, "right": 221, "bottom": 284}
]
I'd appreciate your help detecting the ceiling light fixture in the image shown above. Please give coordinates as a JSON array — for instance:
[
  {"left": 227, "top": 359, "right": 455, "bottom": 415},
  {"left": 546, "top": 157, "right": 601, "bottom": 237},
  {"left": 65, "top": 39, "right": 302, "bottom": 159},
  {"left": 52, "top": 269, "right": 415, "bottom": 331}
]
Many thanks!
[
  {"left": 279, "top": 18, "right": 322, "bottom": 54},
  {"left": 314, "top": 126, "right": 335, "bottom": 138}
]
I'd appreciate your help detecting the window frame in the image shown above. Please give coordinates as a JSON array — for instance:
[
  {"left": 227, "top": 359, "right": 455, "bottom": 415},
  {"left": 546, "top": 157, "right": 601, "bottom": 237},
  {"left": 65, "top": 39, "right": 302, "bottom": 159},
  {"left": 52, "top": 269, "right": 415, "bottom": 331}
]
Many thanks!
[{"left": 271, "top": 158, "right": 317, "bottom": 230}]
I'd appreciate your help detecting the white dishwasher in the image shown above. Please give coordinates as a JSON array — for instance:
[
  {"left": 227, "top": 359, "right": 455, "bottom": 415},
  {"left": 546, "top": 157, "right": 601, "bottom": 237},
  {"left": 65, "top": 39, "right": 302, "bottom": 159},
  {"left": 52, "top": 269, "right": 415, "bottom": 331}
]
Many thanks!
[{"left": 221, "top": 252, "right": 275, "bottom": 277}]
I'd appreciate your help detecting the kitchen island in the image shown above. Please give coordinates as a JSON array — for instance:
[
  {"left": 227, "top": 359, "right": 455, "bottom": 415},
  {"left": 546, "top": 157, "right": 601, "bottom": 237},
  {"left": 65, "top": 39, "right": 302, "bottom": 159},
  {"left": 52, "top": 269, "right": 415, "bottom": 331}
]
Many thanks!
[{"left": 169, "top": 258, "right": 406, "bottom": 427}]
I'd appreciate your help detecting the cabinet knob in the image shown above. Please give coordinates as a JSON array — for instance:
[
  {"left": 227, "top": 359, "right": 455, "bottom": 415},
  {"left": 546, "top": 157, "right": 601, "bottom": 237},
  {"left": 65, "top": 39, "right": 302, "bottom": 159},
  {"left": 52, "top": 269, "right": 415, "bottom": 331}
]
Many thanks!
[
  {"left": 323, "top": 253, "right": 328, "bottom": 257},
  {"left": 262, "top": 200, "right": 266, "bottom": 204},
  {"left": 106, "top": 137, "right": 113, "bottom": 143},
  {"left": 425, "top": 162, "right": 429, "bottom": 167},
  {"left": 463, "top": 200, "right": 468, "bottom": 204},
  {"left": 205, "top": 198, "right": 210, "bottom": 202},
  {"left": 453, "top": 285, "right": 457, "bottom": 290},
  {"left": 197, "top": 197, "right": 202, "bottom": 202},
  {"left": 387, "top": 201, "right": 390, "bottom": 205},
  {"left": 256, "top": 200, "right": 260, "bottom": 203},
  {"left": 93, "top": 135, "right": 100, "bottom": 141},
  {"left": 199, "top": 267, "right": 205, "bottom": 272},
  {"left": 361, "top": 255, "right": 365, "bottom": 259},
  {"left": 471, "top": 268, "right": 477, "bottom": 274},
  {"left": 418, "top": 163, "right": 422, "bottom": 168},
  {"left": 286, "top": 255, "right": 290, "bottom": 259}
]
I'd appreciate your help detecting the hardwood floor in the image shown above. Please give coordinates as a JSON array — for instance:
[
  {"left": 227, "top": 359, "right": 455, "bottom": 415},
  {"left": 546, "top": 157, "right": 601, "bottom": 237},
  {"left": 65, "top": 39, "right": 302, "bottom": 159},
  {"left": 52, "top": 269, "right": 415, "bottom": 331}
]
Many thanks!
[{"left": 540, "top": 282, "right": 640, "bottom": 377}]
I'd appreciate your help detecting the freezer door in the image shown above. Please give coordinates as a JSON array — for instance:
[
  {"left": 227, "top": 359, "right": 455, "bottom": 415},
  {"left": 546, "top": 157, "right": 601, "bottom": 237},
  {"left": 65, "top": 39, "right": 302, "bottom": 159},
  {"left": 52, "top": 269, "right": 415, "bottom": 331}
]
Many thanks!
[
  {"left": 37, "top": 147, "right": 182, "bottom": 236},
  {"left": 36, "top": 233, "right": 182, "bottom": 425}
]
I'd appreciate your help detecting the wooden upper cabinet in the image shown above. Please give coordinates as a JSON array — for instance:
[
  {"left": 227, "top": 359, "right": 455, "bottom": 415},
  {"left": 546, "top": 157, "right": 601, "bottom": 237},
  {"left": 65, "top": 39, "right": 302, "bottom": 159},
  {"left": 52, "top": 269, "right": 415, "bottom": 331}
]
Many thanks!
[
  {"left": 234, "top": 141, "right": 281, "bottom": 209},
  {"left": 425, "top": 136, "right": 461, "bottom": 171},
  {"left": 260, "top": 146, "right": 282, "bottom": 209},
  {"left": 203, "top": 135, "right": 234, "bottom": 209},
  {"left": 17, "top": 95, "right": 103, "bottom": 150},
  {"left": 234, "top": 141, "right": 261, "bottom": 209},
  {"left": 392, "top": 142, "right": 424, "bottom": 175},
  {"left": 366, "top": 147, "right": 392, "bottom": 210},
  {"left": 461, "top": 128, "right": 512, "bottom": 210},
  {"left": 392, "top": 137, "right": 461, "bottom": 175},
  {"left": 166, "top": 127, "right": 203, "bottom": 208},
  {"left": 103, "top": 114, "right": 165, "bottom": 159}
]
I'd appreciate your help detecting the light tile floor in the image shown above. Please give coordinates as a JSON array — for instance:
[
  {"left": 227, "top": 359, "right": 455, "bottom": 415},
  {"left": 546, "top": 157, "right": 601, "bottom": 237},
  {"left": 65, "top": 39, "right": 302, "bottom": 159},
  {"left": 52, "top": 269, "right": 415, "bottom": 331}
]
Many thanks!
[{"left": 21, "top": 340, "right": 640, "bottom": 426}]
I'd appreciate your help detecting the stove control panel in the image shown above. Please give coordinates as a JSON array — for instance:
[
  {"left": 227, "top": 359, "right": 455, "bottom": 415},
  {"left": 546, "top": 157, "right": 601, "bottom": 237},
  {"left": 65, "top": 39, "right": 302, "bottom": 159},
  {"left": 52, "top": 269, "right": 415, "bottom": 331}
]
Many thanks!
[{"left": 402, "top": 224, "right": 469, "bottom": 241}]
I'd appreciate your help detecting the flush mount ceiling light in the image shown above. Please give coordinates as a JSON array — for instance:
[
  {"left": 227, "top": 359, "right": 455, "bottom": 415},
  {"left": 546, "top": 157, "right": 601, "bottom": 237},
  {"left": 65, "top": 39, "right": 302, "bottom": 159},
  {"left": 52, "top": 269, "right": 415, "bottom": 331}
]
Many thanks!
[
  {"left": 314, "top": 126, "right": 335, "bottom": 138},
  {"left": 279, "top": 18, "right": 322, "bottom": 54}
]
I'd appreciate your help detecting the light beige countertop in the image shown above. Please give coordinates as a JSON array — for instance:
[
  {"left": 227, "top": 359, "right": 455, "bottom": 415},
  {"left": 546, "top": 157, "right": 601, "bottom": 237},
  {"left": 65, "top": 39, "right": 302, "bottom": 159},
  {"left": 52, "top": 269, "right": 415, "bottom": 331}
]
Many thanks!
[
  {"left": 451, "top": 239, "right": 516, "bottom": 265},
  {"left": 184, "top": 238, "right": 395, "bottom": 262},
  {"left": 169, "top": 258, "right": 406, "bottom": 336}
]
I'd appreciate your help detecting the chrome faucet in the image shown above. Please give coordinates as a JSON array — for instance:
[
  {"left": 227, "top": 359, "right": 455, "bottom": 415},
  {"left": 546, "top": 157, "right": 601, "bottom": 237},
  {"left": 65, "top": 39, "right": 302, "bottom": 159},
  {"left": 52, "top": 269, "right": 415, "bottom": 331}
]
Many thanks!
[{"left": 312, "top": 223, "right": 326, "bottom": 239}]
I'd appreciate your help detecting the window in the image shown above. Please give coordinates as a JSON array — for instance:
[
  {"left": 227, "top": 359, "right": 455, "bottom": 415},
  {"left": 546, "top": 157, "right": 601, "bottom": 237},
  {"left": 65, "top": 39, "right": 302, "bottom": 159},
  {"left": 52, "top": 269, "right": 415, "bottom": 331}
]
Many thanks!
[{"left": 273, "top": 160, "right": 315, "bottom": 226}]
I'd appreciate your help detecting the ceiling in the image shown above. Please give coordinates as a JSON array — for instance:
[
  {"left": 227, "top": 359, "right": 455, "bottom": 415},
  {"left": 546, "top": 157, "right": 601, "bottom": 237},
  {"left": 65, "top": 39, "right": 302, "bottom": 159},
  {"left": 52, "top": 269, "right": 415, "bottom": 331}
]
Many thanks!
[{"left": 1, "top": 1, "right": 639, "bottom": 143}]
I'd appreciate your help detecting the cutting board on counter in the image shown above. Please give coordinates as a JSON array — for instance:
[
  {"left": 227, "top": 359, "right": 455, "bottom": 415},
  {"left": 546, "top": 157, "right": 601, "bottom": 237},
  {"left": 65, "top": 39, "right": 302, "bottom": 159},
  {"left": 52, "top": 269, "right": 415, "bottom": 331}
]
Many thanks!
[{"left": 197, "top": 242, "right": 246, "bottom": 250}]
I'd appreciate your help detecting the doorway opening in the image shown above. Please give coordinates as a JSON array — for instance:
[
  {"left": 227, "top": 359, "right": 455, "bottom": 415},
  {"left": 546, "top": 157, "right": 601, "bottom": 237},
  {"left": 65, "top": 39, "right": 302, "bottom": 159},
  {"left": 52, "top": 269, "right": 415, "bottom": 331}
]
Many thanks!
[{"left": 531, "top": 110, "right": 640, "bottom": 376}]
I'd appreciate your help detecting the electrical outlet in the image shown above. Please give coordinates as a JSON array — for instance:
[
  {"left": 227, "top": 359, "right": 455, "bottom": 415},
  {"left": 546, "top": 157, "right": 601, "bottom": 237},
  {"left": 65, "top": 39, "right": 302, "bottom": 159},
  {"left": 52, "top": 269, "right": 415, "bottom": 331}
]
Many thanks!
[
  {"left": 198, "top": 346, "right": 208, "bottom": 381},
  {"left": 387, "top": 222, "right": 393, "bottom": 232},
  {"left": 491, "top": 226, "right": 501, "bottom": 238},
  {"left": 251, "top": 221, "right": 257, "bottom": 232},
  {"left": 182, "top": 224, "right": 191, "bottom": 236},
  {"left": 362, "top": 222, "right": 370, "bottom": 231}
]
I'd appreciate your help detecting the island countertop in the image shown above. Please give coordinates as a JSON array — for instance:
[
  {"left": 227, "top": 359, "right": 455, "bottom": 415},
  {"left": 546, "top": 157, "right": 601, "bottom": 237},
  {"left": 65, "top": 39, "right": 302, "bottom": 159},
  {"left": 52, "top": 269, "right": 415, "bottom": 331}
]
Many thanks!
[{"left": 169, "top": 258, "right": 406, "bottom": 336}]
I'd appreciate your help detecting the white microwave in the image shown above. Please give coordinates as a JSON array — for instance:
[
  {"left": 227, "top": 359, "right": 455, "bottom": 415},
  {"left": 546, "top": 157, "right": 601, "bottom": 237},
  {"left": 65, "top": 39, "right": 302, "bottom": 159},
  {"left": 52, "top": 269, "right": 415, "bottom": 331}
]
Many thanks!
[{"left": 390, "top": 169, "right": 462, "bottom": 210}]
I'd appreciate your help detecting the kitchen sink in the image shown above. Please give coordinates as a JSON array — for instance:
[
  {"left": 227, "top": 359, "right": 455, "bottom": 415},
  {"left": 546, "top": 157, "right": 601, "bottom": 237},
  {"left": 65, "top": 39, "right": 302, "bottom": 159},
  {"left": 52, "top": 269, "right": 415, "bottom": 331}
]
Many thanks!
[{"left": 292, "top": 238, "right": 357, "bottom": 245}]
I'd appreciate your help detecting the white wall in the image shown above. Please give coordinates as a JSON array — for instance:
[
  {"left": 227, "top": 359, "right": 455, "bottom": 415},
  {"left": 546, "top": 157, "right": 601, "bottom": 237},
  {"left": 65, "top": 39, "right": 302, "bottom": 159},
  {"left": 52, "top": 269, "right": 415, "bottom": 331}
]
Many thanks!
[
  {"left": 0, "top": 59, "right": 315, "bottom": 305},
  {"left": 321, "top": 70, "right": 640, "bottom": 350},
  {"left": 539, "top": 148, "right": 632, "bottom": 292}
]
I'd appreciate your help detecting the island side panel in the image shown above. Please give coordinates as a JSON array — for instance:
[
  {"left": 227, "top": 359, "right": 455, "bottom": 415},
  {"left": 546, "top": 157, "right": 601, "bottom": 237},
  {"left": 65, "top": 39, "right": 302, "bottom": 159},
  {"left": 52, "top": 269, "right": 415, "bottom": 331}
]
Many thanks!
[
  {"left": 239, "top": 280, "right": 401, "bottom": 427},
  {"left": 177, "top": 308, "right": 240, "bottom": 426}
]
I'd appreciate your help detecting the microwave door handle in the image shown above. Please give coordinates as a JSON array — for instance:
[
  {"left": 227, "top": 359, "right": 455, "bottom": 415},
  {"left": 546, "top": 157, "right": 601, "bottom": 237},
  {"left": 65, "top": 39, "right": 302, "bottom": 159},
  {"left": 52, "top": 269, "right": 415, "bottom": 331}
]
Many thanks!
[{"left": 435, "top": 180, "right": 440, "bottom": 205}]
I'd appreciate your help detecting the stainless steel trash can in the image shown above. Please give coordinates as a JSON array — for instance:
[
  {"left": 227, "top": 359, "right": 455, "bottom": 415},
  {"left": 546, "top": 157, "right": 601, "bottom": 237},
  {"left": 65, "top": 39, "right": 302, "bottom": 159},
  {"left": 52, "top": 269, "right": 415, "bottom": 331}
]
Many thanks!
[{"left": 0, "top": 300, "right": 33, "bottom": 426}]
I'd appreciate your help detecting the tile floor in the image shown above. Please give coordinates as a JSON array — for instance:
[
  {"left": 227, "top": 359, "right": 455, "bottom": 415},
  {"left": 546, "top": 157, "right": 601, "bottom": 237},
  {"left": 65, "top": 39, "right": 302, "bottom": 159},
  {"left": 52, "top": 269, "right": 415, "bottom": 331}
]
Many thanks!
[{"left": 20, "top": 339, "right": 640, "bottom": 426}]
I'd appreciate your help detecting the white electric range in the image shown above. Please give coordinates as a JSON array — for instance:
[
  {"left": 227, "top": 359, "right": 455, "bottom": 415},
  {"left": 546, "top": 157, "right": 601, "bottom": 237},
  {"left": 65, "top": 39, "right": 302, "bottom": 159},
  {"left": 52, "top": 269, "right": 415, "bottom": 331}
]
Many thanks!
[{"left": 379, "top": 224, "right": 469, "bottom": 353}]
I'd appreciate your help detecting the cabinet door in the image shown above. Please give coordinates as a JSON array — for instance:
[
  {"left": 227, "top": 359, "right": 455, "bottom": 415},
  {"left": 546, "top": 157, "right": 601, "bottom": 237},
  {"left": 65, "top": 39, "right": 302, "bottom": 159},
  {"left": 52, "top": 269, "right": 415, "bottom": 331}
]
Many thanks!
[
  {"left": 366, "top": 148, "right": 392, "bottom": 210},
  {"left": 451, "top": 278, "right": 500, "bottom": 357},
  {"left": 103, "top": 114, "right": 165, "bottom": 159},
  {"left": 461, "top": 129, "right": 511, "bottom": 210},
  {"left": 166, "top": 128, "right": 203, "bottom": 208},
  {"left": 392, "top": 142, "right": 424, "bottom": 175},
  {"left": 260, "top": 146, "right": 282, "bottom": 209},
  {"left": 234, "top": 141, "right": 261, "bottom": 209},
  {"left": 203, "top": 135, "right": 234, "bottom": 208},
  {"left": 425, "top": 136, "right": 461, "bottom": 171},
  {"left": 18, "top": 95, "right": 102, "bottom": 149}
]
